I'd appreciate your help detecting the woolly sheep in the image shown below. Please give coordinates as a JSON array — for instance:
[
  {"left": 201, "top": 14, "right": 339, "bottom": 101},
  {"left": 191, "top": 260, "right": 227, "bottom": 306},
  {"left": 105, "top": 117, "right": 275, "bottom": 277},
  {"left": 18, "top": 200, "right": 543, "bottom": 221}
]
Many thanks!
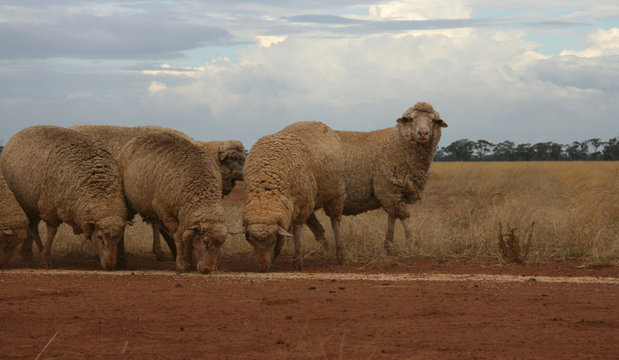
[
  {"left": 70, "top": 125, "right": 245, "bottom": 261},
  {"left": 0, "top": 172, "right": 29, "bottom": 268},
  {"left": 194, "top": 140, "right": 246, "bottom": 196},
  {"left": 305, "top": 102, "right": 447, "bottom": 253},
  {"left": 242, "top": 121, "right": 345, "bottom": 271},
  {"left": 118, "top": 132, "right": 227, "bottom": 273},
  {"left": 0, "top": 125, "right": 128, "bottom": 269}
]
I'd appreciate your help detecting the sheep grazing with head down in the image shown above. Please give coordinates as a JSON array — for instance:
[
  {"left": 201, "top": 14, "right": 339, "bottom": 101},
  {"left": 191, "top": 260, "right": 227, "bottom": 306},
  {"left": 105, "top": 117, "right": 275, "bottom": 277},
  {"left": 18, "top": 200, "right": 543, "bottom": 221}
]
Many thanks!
[
  {"left": 0, "top": 172, "right": 29, "bottom": 268},
  {"left": 306, "top": 102, "right": 447, "bottom": 253},
  {"left": 0, "top": 125, "right": 128, "bottom": 269},
  {"left": 119, "top": 132, "right": 227, "bottom": 273},
  {"left": 71, "top": 125, "right": 245, "bottom": 262},
  {"left": 242, "top": 121, "right": 346, "bottom": 272}
]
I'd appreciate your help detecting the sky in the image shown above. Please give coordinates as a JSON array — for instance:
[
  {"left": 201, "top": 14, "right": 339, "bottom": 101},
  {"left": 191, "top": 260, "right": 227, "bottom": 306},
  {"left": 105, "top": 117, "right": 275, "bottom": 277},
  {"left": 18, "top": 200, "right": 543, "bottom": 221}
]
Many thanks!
[{"left": 1, "top": 0, "right": 618, "bottom": 149}]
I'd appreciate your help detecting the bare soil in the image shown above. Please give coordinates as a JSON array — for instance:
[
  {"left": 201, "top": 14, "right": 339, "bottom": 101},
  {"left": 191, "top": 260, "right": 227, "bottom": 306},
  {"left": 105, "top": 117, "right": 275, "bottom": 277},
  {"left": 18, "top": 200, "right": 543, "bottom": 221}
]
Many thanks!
[{"left": 1, "top": 253, "right": 617, "bottom": 360}]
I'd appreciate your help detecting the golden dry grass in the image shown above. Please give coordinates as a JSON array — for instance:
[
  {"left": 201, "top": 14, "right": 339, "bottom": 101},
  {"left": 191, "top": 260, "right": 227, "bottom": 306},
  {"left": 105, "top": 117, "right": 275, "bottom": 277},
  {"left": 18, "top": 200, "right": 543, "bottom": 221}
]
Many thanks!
[{"left": 47, "top": 162, "right": 618, "bottom": 267}]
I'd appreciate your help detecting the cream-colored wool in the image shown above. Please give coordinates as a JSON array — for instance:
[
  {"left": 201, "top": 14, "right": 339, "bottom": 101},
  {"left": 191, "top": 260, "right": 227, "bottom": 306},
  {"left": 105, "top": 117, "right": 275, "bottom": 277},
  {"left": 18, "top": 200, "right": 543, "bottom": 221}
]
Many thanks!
[
  {"left": 243, "top": 121, "right": 345, "bottom": 271},
  {"left": 194, "top": 140, "right": 246, "bottom": 196},
  {"left": 0, "top": 172, "right": 29, "bottom": 268},
  {"left": 71, "top": 125, "right": 245, "bottom": 260},
  {"left": 119, "top": 132, "right": 227, "bottom": 273},
  {"left": 306, "top": 102, "right": 447, "bottom": 253},
  {"left": 0, "top": 126, "right": 128, "bottom": 269}
]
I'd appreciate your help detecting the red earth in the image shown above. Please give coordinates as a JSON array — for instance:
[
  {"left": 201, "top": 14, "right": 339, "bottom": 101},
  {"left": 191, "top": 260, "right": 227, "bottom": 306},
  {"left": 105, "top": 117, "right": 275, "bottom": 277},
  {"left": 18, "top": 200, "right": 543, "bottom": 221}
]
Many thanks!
[{"left": 1, "top": 253, "right": 617, "bottom": 360}]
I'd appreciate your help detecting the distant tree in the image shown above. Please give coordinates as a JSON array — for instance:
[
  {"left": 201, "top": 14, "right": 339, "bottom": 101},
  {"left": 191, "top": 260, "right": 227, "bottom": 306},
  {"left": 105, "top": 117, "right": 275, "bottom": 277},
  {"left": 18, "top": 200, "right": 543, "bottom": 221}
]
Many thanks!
[
  {"left": 565, "top": 141, "right": 587, "bottom": 160},
  {"left": 444, "top": 139, "right": 475, "bottom": 161},
  {"left": 474, "top": 139, "right": 493, "bottom": 160},
  {"left": 532, "top": 142, "right": 551, "bottom": 161},
  {"left": 586, "top": 138, "right": 602, "bottom": 160},
  {"left": 601, "top": 138, "right": 619, "bottom": 160},
  {"left": 493, "top": 140, "right": 516, "bottom": 161},
  {"left": 0, "top": 145, "right": 3, "bottom": 155},
  {"left": 515, "top": 143, "right": 535, "bottom": 161},
  {"left": 548, "top": 142, "right": 564, "bottom": 161}
]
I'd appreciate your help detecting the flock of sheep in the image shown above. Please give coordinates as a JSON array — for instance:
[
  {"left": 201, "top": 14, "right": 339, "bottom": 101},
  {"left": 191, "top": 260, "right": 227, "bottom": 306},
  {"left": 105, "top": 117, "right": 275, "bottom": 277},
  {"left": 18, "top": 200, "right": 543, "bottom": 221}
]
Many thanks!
[{"left": 0, "top": 101, "right": 447, "bottom": 273}]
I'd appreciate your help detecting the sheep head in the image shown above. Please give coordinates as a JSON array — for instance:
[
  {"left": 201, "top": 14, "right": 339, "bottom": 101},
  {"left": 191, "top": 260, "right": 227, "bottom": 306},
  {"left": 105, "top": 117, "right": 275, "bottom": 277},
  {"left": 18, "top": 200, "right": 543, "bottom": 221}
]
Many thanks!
[
  {"left": 219, "top": 140, "right": 246, "bottom": 182},
  {"left": 87, "top": 216, "right": 126, "bottom": 270},
  {"left": 186, "top": 222, "right": 228, "bottom": 274},
  {"left": 0, "top": 227, "right": 29, "bottom": 268},
  {"left": 245, "top": 223, "right": 292, "bottom": 272},
  {"left": 397, "top": 102, "right": 447, "bottom": 144}
]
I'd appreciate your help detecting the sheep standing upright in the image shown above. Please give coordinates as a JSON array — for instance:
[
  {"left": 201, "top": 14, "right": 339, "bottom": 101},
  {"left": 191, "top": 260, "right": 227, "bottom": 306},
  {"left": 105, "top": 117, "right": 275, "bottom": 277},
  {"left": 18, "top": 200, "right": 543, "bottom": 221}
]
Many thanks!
[
  {"left": 306, "top": 102, "right": 447, "bottom": 253},
  {"left": 242, "top": 121, "right": 345, "bottom": 271},
  {"left": 0, "top": 172, "right": 29, "bottom": 268},
  {"left": 0, "top": 126, "right": 128, "bottom": 269},
  {"left": 119, "top": 132, "right": 227, "bottom": 273}
]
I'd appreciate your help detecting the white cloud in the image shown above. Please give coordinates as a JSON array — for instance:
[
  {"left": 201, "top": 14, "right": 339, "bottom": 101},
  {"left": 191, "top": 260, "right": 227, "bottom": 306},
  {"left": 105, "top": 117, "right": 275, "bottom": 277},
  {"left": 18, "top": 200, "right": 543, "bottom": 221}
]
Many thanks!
[
  {"left": 560, "top": 28, "right": 619, "bottom": 57},
  {"left": 147, "top": 81, "right": 167, "bottom": 94},
  {"left": 369, "top": 0, "right": 472, "bottom": 20},
  {"left": 255, "top": 35, "right": 288, "bottom": 48}
]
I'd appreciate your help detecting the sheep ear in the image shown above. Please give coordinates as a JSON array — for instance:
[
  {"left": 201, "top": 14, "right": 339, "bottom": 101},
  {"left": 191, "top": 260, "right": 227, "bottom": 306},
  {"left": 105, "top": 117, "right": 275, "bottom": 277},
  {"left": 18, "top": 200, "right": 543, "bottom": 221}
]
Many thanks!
[
  {"left": 229, "top": 226, "right": 246, "bottom": 235},
  {"left": 396, "top": 117, "right": 406, "bottom": 124},
  {"left": 218, "top": 142, "right": 229, "bottom": 161},
  {"left": 436, "top": 119, "right": 448, "bottom": 128},
  {"left": 277, "top": 225, "right": 293, "bottom": 237}
]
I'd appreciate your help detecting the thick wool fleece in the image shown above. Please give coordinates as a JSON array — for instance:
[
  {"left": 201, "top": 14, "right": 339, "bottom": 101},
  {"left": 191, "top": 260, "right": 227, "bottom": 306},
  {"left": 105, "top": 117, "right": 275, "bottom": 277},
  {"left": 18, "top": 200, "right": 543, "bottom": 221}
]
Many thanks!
[
  {"left": 0, "top": 125, "right": 127, "bottom": 236},
  {"left": 243, "top": 121, "right": 345, "bottom": 229}
]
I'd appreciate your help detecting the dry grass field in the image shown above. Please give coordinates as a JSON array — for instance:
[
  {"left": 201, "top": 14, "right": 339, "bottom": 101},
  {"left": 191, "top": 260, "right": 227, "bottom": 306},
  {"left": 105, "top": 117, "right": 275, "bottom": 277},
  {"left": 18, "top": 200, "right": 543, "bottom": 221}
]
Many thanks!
[{"left": 45, "top": 161, "right": 618, "bottom": 268}]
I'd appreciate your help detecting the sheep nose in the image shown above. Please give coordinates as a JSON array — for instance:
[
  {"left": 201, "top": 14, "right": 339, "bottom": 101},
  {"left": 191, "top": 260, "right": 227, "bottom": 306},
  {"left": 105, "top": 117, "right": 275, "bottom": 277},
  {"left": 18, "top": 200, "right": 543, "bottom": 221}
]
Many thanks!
[{"left": 418, "top": 129, "right": 429, "bottom": 137}]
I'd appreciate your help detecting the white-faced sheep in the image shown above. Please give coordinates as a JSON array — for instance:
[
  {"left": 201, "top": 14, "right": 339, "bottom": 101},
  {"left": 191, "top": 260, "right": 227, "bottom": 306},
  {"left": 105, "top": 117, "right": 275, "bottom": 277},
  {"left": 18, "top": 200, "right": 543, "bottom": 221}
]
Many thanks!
[
  {"left": 70, "top": 125, "right": 245, "bottom": 262},
  {"left": 0, "top": 125, "right": 128, "bottom": 269},
  {"left": 0, "top": 172, "right": 29, "bottom": 268},
  {"left": 242, "top": 121, "right": 345, "bottom": 271},
  {"left": 305, "top": 102, "right": 447, "bottom": 254},
  {"left": 119, "top": 132, "right": 227, "bottom": 273}
]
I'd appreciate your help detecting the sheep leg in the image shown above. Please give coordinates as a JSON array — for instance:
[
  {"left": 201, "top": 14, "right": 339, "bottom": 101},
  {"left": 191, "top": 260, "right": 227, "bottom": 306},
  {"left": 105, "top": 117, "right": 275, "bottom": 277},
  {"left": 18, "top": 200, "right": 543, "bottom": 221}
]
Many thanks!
[
  {"left": 306, "top": 212, "right": 328, "bottom": 251},
  {"left": 159, "top": 228, "right": 177, "bottom": 260},
  {"left": 115, "top": 234, "right": 127, "bottom": 269},
  {"left": 173, "top": 231, "right": 189, "bottom": 273},
  {"left": 39, "top": 224, "right": 58, "bottom": 268},
  {"left": 384, "top": 214, "right": 397, "bottom": 256},
  {"left": 330, "top": 217, "right": 344, "bottom": 264},
  {"left": 151, "top": 224, "right": 166, "bottom": 261},
  {"left": 400, "top": 216, "right": 418, "bottom": 249},
  {"left": 292, "top": 223, "right": 304, "bottom": 271},
  {"left": 20, "top": 221, "right": 42, "bottom": 262}
]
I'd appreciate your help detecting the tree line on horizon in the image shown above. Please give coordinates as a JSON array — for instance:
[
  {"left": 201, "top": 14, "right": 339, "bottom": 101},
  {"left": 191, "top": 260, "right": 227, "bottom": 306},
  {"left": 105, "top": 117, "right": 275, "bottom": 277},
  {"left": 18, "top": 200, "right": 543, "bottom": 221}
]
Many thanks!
[{"left": 434, "top": 137, "right": 619, "bottom": 161}]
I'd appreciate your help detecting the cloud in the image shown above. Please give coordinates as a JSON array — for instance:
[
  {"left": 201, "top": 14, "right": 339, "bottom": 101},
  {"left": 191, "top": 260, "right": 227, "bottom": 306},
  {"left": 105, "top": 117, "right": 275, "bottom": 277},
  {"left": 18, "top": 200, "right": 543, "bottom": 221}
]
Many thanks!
[
  {"left": 0, "top": 12, "right": 237, "bottom": 60},
  {"left": 560, "top": 28, "right": 619, "bottom": 57}
]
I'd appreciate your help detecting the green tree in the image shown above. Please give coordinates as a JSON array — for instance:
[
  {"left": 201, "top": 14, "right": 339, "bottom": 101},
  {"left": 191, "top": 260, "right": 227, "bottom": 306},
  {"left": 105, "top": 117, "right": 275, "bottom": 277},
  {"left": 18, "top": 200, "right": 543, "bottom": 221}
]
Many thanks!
[
  {"left": 444, "top": 139, "right": 475, "bottom": 161},
  {"left": 474, "top": 139, "right": 493, "bottom": 160},
  {"left": 493, "top": 140, "right": 516, "bottom": 161}
]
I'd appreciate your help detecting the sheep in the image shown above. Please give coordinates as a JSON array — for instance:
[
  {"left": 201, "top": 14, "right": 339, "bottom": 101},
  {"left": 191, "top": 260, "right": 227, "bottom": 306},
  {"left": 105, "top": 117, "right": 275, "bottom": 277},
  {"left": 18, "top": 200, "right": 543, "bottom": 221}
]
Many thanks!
[
  {"left": 241, "top": 121, "right": 345, "bottom": 272},
  {"left": 118, "top": 132, "right": 227, "bottom": 273},
  {"left": 0, "top": 172, "right": 30, "bottom": 268},
  {"left": 70, "top": 125, "right": 245, "bottom": 261},
  {"left": 194, "top": 140, "right": 246, "bottom": 196},
  {"left": 0, "top": 125, "right": 128, "bottom": 269},
  {"left": 305, "top": 102, "right": 447, "bottom": 254}
]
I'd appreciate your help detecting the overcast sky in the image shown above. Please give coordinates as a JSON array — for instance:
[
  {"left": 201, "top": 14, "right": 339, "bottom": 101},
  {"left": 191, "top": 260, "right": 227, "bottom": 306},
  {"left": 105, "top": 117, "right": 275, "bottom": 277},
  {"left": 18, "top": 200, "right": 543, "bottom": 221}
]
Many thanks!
[{"left": 1, "top": 0, "right": 618, "bottom": 148}]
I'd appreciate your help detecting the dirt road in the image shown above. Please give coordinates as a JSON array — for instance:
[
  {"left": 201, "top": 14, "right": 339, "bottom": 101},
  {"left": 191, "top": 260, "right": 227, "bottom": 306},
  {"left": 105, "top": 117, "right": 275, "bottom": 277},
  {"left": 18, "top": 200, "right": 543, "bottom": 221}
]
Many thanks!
[{"left": 1, "top": 256, "right": 617, "bottom": 360}]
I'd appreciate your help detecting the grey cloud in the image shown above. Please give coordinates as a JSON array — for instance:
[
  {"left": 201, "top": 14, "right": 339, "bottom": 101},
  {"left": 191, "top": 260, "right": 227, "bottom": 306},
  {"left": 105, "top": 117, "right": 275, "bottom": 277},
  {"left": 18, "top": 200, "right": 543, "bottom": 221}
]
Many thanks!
[
  {"left": 532, "top": 55, "right": 619, "bottom": 92},
  {"left": 0, "top": 14, "right": 236, "bottom": 60},
  {"left": 284, "top": 15, "right": 363, "bottom": 25}
]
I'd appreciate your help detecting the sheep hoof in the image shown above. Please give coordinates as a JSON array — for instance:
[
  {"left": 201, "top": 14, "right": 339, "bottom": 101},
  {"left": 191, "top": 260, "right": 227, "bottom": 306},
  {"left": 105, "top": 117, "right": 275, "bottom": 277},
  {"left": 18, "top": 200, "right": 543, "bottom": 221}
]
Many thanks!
[
  {"left": 383, "top": 242, "right": 396, "bottom": 256},
  {"left": 336, "top": 250, "right": 345, "bottom": 265},
  {"left": 39, "top": 256, "right": 53, "bottom": 269},
  {"left": 293, "top": 258, "right": 304, "bottom": 271}
]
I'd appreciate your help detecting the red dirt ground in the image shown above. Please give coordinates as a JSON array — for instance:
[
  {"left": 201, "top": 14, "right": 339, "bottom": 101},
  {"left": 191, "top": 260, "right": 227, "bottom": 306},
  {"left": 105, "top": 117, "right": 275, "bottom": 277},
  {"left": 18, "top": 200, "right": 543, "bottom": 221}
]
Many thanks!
[{"left": 1, "top": 254, "right": 617, "bottom": 360}]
